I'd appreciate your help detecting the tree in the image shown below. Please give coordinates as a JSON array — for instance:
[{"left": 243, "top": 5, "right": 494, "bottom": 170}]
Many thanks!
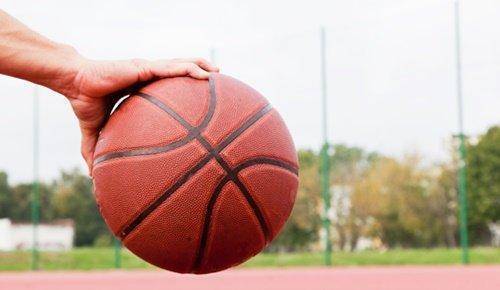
[
  {"left": 427, "top": 162, "right": 458, "bottom": 247},
  {"left": 329, "top": 144, "right": 377, "bottom": 250},
  {"left": 52, "top": 168, "right": 109, "bottom": 246},
  {"left": 0, "top": 171, "right": 12, "bottom": 218},
  {"left": 467, "top": 125, "right": 500, "bottom": 244},
  {"left": 0, "top": 171, "right": 55, "bottom": 222},
  {"left": 351, "top": 155, "right": 434, "bottom": 248},
  {"left": 7, "top": 181, "right": 55, "bottom": 222}
]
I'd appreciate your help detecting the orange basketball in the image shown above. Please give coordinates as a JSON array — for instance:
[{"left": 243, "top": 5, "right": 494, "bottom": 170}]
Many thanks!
[{"left": 92, "top": 74, "right": 298, "bottom": 274}]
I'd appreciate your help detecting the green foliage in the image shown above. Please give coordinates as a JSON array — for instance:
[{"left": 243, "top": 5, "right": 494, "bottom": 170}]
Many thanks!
[
  {"left": 328, "top": 144, "right": 377, "bottom": 250},
  {"left": 330, "top": 144, "right": 371, "bottom": 179},
  {"left": 9, "top": 182, "right": 55, "bottom": 222},
  {"left": 467, "top": 125, "right": 500, "bottom": 244},
  {"left": 0, "top": 174, "right": 56, "bottom": 222},
  {"left": 344, "top": 124, "right": 499, "bottom": 248},
  {"left": 93, "top": 233, "right": 114, "bottom": 247},
  {"left": 427, "top": 163, "right": 459, "bottom": 247},
  {"left": 0, "top": 171, "right": 11, "bottom": 218},
  {"left": 52, "top": 169, "right": 109, "bottom": 246},
  {"left": 352, "top": 156, "right": 435, "bottom": 247}
]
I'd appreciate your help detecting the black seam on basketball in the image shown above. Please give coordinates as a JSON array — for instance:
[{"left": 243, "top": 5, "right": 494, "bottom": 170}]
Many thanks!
[
  {"left": 192, "top": 157, "right": 298, "bottom": 272},
  {"left": 216, "top": 105, "right": 272, "bottom": 150},
  {"left": 137, "top": 92, "right": 194, "bottom": 129},
  {"left": 118, "top": 102, "right": 273, "bottom": 239},
  {"left": 93, "top": 131, "right": 198, "bottom": 164},
  {"left": 196, "top": 136, "right": 270, "bottom": 240},
  {"left": 93, "top": 77, "right": 216, "bottom": 165},
  {"left": 193, "top": 178, "right": 230, "bottom": 273},
  {"left": 199, "top": 76, "right": 217, "bottom": 129},
  {"left": 234, "top": 158, "right": 299, "bottom": 176}
]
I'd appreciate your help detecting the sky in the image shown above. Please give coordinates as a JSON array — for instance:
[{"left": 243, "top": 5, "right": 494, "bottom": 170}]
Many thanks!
[{"left": 0, "top": 0, "right": 499, "bottom": 183}]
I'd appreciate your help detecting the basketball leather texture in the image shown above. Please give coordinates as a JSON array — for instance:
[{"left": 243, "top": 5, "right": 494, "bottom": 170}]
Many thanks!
[{"left": 92, "top": 73, "right": 299, "bottom": 274}]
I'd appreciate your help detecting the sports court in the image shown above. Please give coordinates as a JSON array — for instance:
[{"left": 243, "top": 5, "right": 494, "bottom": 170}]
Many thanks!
[{"left": 2, "top": 266, "right": 499, "bottom": 290}]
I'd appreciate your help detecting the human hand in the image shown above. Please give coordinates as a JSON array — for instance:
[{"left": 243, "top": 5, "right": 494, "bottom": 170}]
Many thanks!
[{"left": 63, "top": 57, "right": 219, "bottom": 174}]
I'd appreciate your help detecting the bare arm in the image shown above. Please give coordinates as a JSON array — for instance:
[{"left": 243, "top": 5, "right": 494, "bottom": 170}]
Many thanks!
[
  {"left": 0, "top": 10, "right": 218, "bottom": 172},
  {"left": 0, "top": 9, "right": 79, "bottom": 93}
]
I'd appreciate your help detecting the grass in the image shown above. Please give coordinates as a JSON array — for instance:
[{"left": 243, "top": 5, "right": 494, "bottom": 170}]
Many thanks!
[
  {"left": 244, "top": 247, "right": 500, "bottom": 268},
  {"left": 0, "top": 248, "right": 154, "bottom": 271},
  {"left": 0, "top": 247, "right": 498, "bottom": 271}
]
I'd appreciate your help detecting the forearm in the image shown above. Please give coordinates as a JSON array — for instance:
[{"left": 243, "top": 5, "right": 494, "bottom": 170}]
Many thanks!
[{"left": 0, "top": 9, "right": 81, "bottom": 95}]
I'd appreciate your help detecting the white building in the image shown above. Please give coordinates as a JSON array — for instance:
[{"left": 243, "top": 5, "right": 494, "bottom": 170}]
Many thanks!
[
  {"left": 488, "top": 222, "right": 500, "bottom": 247},
  {"left": 0, "top": 218, "right": 74, "bottom": 251}
]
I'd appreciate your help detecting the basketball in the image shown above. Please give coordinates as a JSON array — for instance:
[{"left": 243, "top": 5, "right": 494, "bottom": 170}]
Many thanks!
[{"left": 91, "top": 73, "right": 299, "bottom": 274}]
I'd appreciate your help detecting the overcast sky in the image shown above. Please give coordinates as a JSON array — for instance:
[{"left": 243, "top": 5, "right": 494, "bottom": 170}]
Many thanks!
[{"left": 0, "top": 0, "right": 499, "bottom": 182}]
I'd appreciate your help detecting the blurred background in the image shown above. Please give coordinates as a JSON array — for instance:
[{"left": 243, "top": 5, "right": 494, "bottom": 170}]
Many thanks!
[{"left": 0, "top": 0, "right": 499, "bottom": 271}]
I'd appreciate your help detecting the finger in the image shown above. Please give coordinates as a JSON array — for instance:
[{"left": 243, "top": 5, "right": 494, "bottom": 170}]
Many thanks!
[
  {"left": 151, "top": 62, "right": 210, "bottom": 79},
  {"left": 182, "top": 63, "right": 212, "bottom": 79},
  {"left": 171, "top": 58, "right": 219, "bottom": 72},
  {"left": 80, "top": 129, "right": 99, "bottom": 176}
]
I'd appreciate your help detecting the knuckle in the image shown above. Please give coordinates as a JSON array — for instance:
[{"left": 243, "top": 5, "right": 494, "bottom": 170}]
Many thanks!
[
  {"left": 187, "top": 63, "right": 199, "bottom": 70},
  {"left": 130, "top": 58, "right": 152, "bottom": 80}
]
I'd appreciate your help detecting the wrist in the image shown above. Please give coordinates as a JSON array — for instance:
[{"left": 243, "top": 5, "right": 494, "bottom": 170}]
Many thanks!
[{"left": 40, "top": 43, "right": 87, "bottom": 97}]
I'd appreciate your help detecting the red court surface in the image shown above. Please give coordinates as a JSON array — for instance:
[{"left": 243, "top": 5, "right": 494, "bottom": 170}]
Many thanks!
[{"left": 1, "top": 266, "right": 499, "bottom": 290}]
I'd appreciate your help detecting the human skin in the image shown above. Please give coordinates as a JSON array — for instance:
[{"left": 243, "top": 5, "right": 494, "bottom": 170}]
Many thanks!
[{"left": 0, "top": 9, "right": 219, "bottom": 173}]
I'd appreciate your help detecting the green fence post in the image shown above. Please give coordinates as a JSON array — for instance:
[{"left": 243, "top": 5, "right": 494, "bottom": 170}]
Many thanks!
[
  {"left": 321, "top": 142, "right": 332, "bottom": 266},
  {"left": 114, "top": 237, "right": 122, "bottom": 269},
  {"left": 457, "top": 134, "right": 469, "bottom": 264},
  {"left": 320, "top": 26, "right": 332, "bottom": 266},
  {"left": 31, "top": 86, "right": 40, "bottom": 271},
  {"left": 453, "top": 0, "right": 469, "bottom": 264}
]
